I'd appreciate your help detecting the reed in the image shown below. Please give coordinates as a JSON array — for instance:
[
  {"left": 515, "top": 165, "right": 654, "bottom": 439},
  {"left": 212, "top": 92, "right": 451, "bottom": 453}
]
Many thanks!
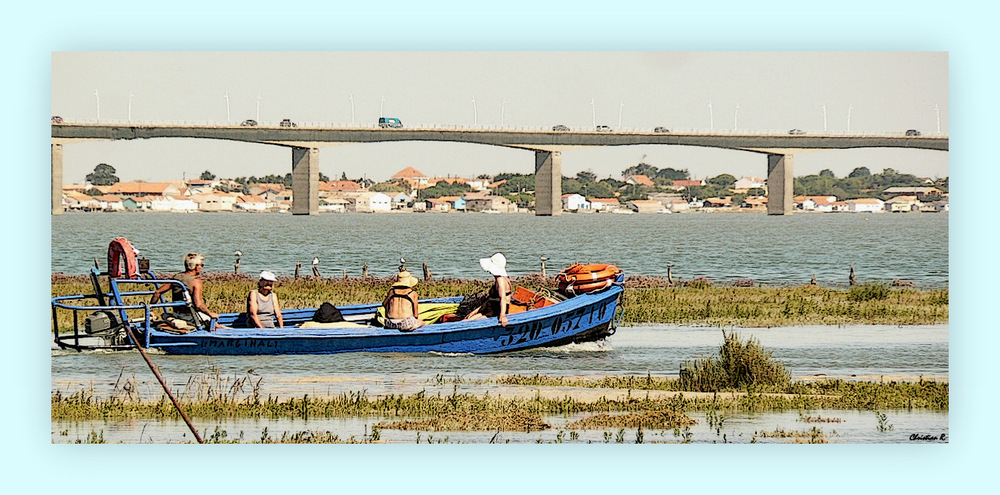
[{"left": 678, "top": 331, "right": 791, "bottom": 393}]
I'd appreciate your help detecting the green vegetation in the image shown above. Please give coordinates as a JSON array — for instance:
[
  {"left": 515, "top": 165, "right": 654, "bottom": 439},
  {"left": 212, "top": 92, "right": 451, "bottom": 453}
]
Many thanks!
[{"left": 678, "top": 331, "right": 791, "bottom": 392}]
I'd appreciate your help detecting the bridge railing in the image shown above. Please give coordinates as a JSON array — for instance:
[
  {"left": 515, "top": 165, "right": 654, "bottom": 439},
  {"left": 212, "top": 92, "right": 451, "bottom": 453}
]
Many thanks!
[{"left": 50, "top": 119, "right": 948, "bottom": 137}]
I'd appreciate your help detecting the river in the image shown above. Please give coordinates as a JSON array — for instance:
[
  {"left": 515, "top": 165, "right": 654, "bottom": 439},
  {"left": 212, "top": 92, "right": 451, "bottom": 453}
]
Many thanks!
[{"left": 52, "top": 211, "right": 948, "bottom": 287}]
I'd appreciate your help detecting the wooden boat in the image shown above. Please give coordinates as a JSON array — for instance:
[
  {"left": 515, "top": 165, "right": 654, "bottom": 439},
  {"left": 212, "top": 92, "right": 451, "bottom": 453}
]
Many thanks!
[{"left": 52, "top": 240, "right": 624, "bottom": 355}]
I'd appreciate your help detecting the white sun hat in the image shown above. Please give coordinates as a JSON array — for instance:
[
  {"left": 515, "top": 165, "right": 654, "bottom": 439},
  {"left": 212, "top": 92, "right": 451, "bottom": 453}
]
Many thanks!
[
  {"left": 259, "top": 270, "right": 277, "bottom": 282},
  {"left": 479, "top": 252, "right": 508, "bottom": 277}
]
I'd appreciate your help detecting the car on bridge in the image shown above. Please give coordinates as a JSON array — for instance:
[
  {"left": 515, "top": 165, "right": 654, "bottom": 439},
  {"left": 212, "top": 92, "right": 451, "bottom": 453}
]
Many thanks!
[
  {"left": 51, "top": 116, "right": 63, "bottom": 123},
  {"left": 788, "top": 129, "right": 806, "bottom": 135},
  {"left": 596, "top": 125, "right": 612, "bottom": 132},
  {"left": 241, "top": 119, "right": 258, "bottom": 126},
  {"left": 905, "top": 129, "right": 922, "bottom": 136},
  {"left": 379, "top": 117, "right": 403, "bottom": 128},
  {"left": 653, "top": 126, "right": 669, "bottom": 133},
  {"left": 280, "top": 119, "right": 297, "bottom": 127},
  {"left": 552, "top": 125, "right": 570, "bottom": 131}
]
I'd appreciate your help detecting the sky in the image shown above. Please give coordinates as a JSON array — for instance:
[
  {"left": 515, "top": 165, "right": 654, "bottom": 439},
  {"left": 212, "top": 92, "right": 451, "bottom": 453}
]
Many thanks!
[{"left": 51, "top": 51, "right": 948, "bottom": 184}]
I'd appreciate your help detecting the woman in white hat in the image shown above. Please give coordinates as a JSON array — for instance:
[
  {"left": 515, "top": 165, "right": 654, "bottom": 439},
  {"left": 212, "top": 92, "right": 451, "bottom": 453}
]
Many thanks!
[
  {"left": 466, "top": 252, "right": 513, "bottom": 326},
  {"left": 382, "top": 270, "right": 425, "bottom": 332},
  {"left": 248, "top": 270, "right": 283, "bottom": 328}
]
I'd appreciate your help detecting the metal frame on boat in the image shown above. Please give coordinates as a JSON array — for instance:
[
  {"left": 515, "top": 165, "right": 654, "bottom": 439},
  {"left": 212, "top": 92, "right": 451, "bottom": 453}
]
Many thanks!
[{"left": 52, "top": 251, "right": 625, "bottom": 355}]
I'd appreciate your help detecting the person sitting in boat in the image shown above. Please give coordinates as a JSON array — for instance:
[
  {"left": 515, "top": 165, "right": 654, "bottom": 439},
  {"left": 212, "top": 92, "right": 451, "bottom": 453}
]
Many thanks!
[
  {"left": 247, "top": 270, "right": 283, "bottom": 328},
  {"left": 382, "top": 270, "right": 425, "bottom": 332},
  {"left": 149, "top": 252, "right": 225, "bottom": 330},
  {"left": 464, "top": 252, "right": 513, "bottom": 327}
]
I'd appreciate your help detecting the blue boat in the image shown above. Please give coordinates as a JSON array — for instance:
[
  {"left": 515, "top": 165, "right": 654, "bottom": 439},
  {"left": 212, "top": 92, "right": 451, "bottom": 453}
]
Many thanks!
[{"left": 52, "top": 244, "right": 624, "bottom": 355}]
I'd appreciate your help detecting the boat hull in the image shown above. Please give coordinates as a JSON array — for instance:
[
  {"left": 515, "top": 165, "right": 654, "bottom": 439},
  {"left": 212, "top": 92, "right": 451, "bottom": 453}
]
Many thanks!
[{"left": 143, "top": 287, "right": 623, "bottom": 355}]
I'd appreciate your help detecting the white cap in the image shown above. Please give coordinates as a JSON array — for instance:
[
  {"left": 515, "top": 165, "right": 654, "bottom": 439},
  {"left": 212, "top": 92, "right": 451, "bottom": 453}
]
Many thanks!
[
  {"left": 479, "top": 252, "right": 508, "bottom": 277},
  {"left": 259, "top": 270, "right": 277, "bottom": 282}
]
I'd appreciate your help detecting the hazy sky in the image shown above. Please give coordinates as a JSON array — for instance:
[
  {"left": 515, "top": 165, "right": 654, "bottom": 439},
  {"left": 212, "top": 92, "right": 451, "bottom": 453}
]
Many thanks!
[{"left": 51, "top": 51, "right": 948, "bottom": 184}]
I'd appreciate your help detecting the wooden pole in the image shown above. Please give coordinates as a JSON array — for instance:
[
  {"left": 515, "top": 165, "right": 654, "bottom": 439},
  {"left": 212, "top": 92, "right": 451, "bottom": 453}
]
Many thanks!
[{"left": 123, "top": 313, "right": 204, "bottom": 444}]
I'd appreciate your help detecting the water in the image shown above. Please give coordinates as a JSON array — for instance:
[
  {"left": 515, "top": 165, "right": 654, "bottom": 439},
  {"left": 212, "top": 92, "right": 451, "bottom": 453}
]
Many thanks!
[
  {"left": 51, "top": 212, "right": 948, "bottom": 443},
  {"left": 51, "top": 324, "right": 948, "bottom": 443},
  {"left": 51, "top": 211, "right": 948, "bottom": 287}
]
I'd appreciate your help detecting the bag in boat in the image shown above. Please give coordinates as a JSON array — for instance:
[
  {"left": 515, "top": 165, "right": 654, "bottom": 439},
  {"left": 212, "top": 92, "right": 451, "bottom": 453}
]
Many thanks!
[{"left": 312, "top": 302, "right": 345, "bottom": 323}]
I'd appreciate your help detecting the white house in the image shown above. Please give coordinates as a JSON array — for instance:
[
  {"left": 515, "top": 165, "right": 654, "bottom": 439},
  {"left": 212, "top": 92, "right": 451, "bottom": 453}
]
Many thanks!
[
  {"left": 352, "top": 192, "right": 392, "bottom": 212},
  {"left": 236, "top": 195, "right": 269, "bottom": 212},
  {"left": 319, "top": 197, "right": 349, "bottom": 213},
  {"left": 732, "top": 176, "right": 766, "bottom": 191},
  {"left": 192, "top": 193, "right": 236, "bottom": 212},
  {"left": 846, "top": 198, "right": 884, "bottom": 213},
  {"left": 589, "top": 198, "right": 620, "bottom": 211},
  {"left": 561, "top": 193, "right": 590, "bottom": 210},
  {"left": 391, "top": 193, "right": 412, "bottom": 209}
]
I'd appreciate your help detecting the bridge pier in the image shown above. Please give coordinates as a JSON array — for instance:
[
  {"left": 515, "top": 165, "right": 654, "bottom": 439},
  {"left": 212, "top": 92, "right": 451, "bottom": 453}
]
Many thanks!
[
  {"left": 52, "top": 144, "right": 63, "bottom": 215},
  {"left": 534, "top": 150, "right": 562, "bottom": 216},
  {"left": 291, "top": 147, "right": 320, "bottom": 215},
  {"left": 766, "top": 153, "right": 794, "bottom": 215}
]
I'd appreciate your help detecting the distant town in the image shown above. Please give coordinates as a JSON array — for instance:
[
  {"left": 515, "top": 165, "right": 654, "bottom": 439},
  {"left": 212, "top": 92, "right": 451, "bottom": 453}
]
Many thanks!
[{"left": 61, "top": 162, "right": 949, "bottom": 214}]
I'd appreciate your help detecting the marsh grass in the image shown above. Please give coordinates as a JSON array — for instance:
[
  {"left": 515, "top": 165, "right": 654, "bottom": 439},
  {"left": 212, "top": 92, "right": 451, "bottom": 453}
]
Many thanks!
[
  {"left": 678, "top": 331, "right": 791, "bottom": 392},
  {"left": 51, "top": 273, "right": 949, "bottom": 331}
]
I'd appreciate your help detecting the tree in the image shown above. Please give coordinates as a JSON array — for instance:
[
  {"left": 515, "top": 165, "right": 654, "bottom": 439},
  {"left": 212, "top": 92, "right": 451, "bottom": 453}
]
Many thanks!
[
  {"left": 819, "top": 169, "right": 835, "bottom": 178},
  {"left": 576, "top": 170, "right": 597, "bottom": 183},
  {"left": 200, "top": 170, "right": 216, "bottom": 180},
  {"left": 85, "top": 163, "right": 119, "bottom": 186},
  {"left": 707, "top": 174, "right": 736, "bottom": 188},
  {"left": 848, "top": 167, "right": 871, "bottom": 178},
  {"left": 340, "top": 172, "right": 348, "bottom": 181},
  {"left": 656, "top": 167, "right": 690, "bottom": 181}
]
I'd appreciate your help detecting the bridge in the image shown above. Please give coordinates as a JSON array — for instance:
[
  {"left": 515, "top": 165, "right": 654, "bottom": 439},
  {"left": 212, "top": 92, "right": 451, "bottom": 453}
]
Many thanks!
[{"left": 51, "top": 122, "right": 949, "bottom": 216}]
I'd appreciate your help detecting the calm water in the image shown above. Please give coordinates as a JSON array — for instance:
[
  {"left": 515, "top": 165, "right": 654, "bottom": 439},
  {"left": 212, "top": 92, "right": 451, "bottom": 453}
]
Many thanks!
[
  {"left": 51, "top": 211, "right": 948, "bottom": 287},
  {"left": 51, "top": 324, "right": 948, "bottom": 444},
  {"left": 51, "top": 212, "right": 948, "bottom": 443}
]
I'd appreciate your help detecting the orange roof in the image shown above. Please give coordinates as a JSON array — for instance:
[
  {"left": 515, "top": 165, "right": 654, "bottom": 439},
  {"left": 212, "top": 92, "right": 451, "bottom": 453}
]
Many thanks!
[
  {"left": 391, "top": 167, "right": 428, "bottom": 179},
  {"left": 105, "top": 182, "right": 176, "bottom": 194},
  {"left": 320, "top": 180, "right": 363, "bottom": 192},
  {"left": 626, "top": 174, "right": 655, "bottom": 186}
]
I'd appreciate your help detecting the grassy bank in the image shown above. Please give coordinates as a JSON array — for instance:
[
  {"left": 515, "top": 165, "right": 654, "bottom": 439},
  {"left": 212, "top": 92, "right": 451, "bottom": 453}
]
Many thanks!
[{"left": 51, "top": 272, "right": 948, "bottom": 328}]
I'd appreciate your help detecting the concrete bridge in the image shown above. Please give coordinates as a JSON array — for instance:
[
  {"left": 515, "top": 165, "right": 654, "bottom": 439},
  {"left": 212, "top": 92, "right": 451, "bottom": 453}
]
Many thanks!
[{"left": 51, "top": 122, "right": 949, "bottom": 216}]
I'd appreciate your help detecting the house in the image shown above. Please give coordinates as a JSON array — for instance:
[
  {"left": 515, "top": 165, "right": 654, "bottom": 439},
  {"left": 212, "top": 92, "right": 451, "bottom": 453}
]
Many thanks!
[
  {"left": 320, "top": 180, "right": 364, "bottom": 193},
  {"left": 845, "top": 198, "right": 884, "bottom": 213},
  {"left": 391, "top": 193, "right": 412, "bottom": 209},
  {"left": 391, "top": 167, "right": 431, "bottom": 191},
  {"left": 885, "top": 195, "right": 921, "bottom": 212},
  {"left": 351, "top": 192, "right": 392, "bottom": 212},
  {"left": 794, "top": 195, "right": 838, "bottom": 212},
  {"left": 589, "top": 198, "right": 620, "bottom": 211},
  {"left": 626, "top": 199, "right": 663, "bottom": 213},
  {"left": 561, "top": 193, "right": 590, "bottom": 210},
  {"left": 319, "top": 197, "right": 349, "bottom": 213},
  {"left": 104, "top": 181, "right": 183, "bottom": 198},
  {"left": 740, "top": 196, "right": 768, "bottom": 209},
  {"left": 666, "top": 198, "right": 691, "bottom": 212},
  {"left": 465, "top": 195, "right": 512, "bottom": 212},
  {"left": 882, "top": 187, "right": 943, "bottom": 201},
  {"left": 425, "top": 198, "right": 451, "bottom": 212},
  {"left": 63, "top": 191, "right": 100, "bottom": 211},
  {"left": 122, "top": 196, "right": 153, "bottom": 211},
  {"left": 624, "top": 174, "right": 655, "bottom": 187},
  {"left": 437, "top": 195, "right": 464, "bottom": 210},
  {"left": 192, "top": 193, "right": 236, "bottom": 211},
  {"left": 666, "top": 179, "right": 705, "bottom": 192},
  {"left": 93, "top": 195, "right": 124, "bottom": 211},
  {"left": 236, "top": 194, "right": 269, "bottom": 212},
  {"left": 732, "top": 176, "right": 766, "bottom": 192},
  {"left": 702, "top": 197, "right": 734, "bottom": 208}
]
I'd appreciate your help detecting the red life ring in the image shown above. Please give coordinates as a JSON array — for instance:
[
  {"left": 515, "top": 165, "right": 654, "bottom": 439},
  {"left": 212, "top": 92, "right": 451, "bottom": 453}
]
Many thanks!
[
  {"left": 556, "top": 263, "right": 621, "bottom": 295},
  {"left": 107, "top": 237, "right": 139, "bottom": 278}
]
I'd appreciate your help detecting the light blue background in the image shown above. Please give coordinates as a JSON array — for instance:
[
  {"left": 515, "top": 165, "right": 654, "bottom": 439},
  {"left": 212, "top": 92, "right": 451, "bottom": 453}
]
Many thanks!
[{"left": 14, "top": 1, "right": 985, "bottom": 492}]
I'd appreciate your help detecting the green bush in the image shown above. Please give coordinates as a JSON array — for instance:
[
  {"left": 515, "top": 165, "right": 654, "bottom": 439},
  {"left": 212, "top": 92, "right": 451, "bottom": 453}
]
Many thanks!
[{"left": 679, "top": 331, "right": 791, "bottom": 392}]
